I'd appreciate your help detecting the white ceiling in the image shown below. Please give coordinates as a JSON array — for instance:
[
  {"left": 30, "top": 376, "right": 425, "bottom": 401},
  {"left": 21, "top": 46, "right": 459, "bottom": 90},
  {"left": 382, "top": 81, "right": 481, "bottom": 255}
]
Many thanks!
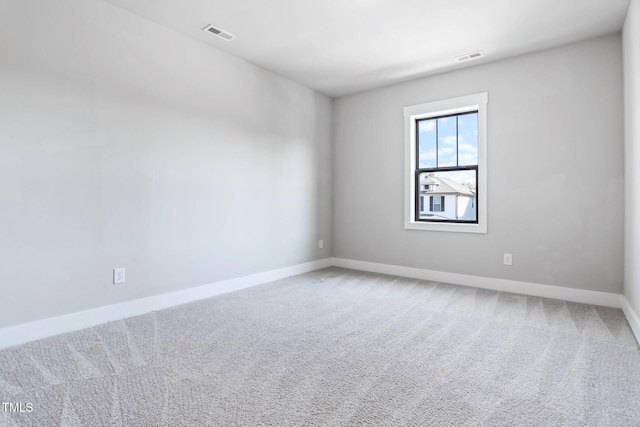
[{"left": 103, "top": 0, "right": 631, "bottom": 97}]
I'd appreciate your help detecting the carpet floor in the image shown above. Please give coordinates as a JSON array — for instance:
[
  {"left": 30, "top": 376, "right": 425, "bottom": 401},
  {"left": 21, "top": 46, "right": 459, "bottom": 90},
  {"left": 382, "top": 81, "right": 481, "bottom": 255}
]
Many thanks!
[{"left": 1, "top": 267, "right": 639, "bottom": 426}]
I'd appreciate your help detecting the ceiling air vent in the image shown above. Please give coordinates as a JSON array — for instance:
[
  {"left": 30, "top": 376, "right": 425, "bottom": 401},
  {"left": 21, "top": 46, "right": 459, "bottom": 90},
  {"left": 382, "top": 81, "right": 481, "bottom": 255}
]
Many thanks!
[
  {"left": 202, "top": 24, "right": 235, "bottom": 41},
  {"left": 455, "top": 51, "right": 484, "bottom": 63}
]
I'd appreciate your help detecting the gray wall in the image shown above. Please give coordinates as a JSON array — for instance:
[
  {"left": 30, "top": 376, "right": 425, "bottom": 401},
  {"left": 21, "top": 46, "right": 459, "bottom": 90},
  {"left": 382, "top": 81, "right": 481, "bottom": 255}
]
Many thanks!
[
  {"left": 333, "top": 35, "right": 624, "bottom": 293},
  {"left": 624, "top": 0, "right": 640, "bottom": 314},
  {"left": 0, "top": 0, "right": 332, "bottom": 328}
]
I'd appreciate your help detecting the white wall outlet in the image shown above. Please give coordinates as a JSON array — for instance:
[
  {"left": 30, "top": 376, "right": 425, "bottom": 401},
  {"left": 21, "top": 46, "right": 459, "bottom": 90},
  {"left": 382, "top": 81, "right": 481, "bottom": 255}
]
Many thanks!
[
  {"left": 503, "top": 254, "right": 513, "bottom": 266},
  {"left": 319, "top": 240, "right": 324, "bottom": 249},
  {"left": 113, "top": 268, "right": 126, "bottom": 284}
]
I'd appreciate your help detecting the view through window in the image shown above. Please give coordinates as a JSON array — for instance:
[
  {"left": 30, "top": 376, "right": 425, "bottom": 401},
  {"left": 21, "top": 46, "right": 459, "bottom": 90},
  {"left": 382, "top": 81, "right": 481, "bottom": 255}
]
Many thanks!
[{"left": 415, "top": 111, "right": 478, "bottom": 223}]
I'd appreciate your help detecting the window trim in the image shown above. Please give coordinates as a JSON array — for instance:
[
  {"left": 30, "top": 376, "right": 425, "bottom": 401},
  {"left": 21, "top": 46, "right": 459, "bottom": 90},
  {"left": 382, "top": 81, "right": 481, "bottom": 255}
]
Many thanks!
[{"left": 404, "top": 92, "right": 488, "bottom": 233}]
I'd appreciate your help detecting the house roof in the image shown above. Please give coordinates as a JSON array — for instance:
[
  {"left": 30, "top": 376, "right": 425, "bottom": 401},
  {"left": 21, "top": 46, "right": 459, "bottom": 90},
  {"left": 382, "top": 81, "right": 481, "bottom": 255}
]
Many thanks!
[
  {"left": 422, "top": 177, "right": 437, "bottom": 185},
  {"left": 420, "top": 175, "right": 474, "bottom": 196}
]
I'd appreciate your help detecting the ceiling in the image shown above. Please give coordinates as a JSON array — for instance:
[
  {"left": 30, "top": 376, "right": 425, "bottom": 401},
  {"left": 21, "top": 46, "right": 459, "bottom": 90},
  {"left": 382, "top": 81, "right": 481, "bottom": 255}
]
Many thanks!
[{"left": 103, "top": 0, "right": 631, "bottom": 97}]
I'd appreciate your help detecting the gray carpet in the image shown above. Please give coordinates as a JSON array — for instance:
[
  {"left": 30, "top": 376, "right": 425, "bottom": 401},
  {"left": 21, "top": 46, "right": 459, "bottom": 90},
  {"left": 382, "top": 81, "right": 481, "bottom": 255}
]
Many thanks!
[{"left": 1, "top": 267, "right": 639, "bottom": 426}]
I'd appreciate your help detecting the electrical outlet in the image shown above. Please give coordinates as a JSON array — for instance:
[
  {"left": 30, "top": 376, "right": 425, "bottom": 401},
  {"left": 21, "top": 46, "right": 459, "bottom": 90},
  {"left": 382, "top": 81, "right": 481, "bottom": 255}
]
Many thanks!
[
  {"left": 503, "top": 254, "right": 513, "bottom": 266},
  {"left": 319, "top": 240, "right": 324, "bottom": 249},
  {"left": 113, "top": 268, "right": 126, "bottom": 284}
]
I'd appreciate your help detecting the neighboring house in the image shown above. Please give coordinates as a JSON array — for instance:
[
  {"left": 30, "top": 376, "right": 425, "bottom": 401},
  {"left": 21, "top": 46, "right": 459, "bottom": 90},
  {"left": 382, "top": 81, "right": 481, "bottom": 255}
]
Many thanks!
[{"left": 419, "top": 174, "right": 476, "bottom": 220}]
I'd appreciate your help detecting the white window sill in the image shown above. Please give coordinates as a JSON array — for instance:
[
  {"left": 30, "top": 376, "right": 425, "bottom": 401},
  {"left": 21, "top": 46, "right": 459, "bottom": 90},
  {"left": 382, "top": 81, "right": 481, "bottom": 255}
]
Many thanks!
[{"left": 404, "top": 220, "right": 487, "bottom": 234}]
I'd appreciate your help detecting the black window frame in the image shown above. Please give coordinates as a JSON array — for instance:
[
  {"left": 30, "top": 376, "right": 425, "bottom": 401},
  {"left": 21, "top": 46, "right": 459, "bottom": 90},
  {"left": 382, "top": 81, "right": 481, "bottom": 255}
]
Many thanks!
[{"left": 414, "top": 111, "right": 479, "bottom": 224}]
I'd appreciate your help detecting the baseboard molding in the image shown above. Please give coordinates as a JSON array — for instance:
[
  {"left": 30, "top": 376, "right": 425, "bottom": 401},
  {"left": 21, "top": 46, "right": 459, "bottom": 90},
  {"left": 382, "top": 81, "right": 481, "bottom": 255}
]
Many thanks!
[
  {"left": 332, "top": 258, "right": 622, "bottom": 308},
  {"left": 621, "top": 296, "right": 640, "bottom": 346},
  {"left": 2, "top": 257, "right": 632, "bottom": 351},
  {"left": 0, "top": 258, "right": 332, "bottom": 350}
]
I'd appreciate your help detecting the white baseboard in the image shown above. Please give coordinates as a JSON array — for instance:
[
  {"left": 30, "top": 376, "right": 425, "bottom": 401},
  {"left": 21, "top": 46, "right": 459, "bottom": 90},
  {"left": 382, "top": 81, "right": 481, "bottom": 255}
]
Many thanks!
[
  {"left": 332, "top": 258, "right": 622, "bottom": 308},
  {"left": 621, "top": 296, "right": 640, "bottom": 346},
  {"left": 0, "top": 258, "right": 332, "bottom": 350},
  {"left": 2, "top": 257, "right": 633, "bottom": 351}
]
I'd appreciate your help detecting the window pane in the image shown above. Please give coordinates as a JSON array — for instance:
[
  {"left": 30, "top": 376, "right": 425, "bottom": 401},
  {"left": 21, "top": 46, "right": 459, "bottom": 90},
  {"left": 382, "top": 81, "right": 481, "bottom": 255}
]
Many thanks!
[
  {"left": 435, "top": 196, "right": 442, "bottom": 212},
  {"left": 418, "top": 119, "right": 436, "bottom": 168},
  {"left": 457, "top": 112, "right": 478, "bottom": 166},
  {"left": 417, "top": 170, "right": 476, "bottom": 221},
  {"left": 437, "top": 116, "right": 457, "bottom": 167}
]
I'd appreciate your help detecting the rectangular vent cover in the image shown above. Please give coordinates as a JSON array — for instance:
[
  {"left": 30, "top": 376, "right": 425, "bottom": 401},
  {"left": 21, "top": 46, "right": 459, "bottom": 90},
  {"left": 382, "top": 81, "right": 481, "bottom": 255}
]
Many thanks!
[
  {"left": 202, "top": 24, "right": 235, "bottom": 41},
  {"left": 455, "top": 51, "right": 484, "bottom": 62}
]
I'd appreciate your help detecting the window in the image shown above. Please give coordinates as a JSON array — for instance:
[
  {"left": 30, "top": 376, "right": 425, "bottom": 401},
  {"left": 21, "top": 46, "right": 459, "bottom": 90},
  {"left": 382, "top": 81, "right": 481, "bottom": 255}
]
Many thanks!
[
  {"left": 417, "top": 111, "right": 477, "bottom": 223},
  {"left": 404, "top": 93, "right": 488, "bottom": 233},
  {"left": 431, "top": 195, "right": 444, "bottom": 212}
]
